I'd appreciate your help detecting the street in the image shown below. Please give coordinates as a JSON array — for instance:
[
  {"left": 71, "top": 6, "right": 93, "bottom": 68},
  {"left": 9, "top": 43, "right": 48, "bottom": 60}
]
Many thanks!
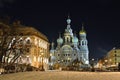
[{"left": 0, "top": 71, "right": 120, "bottom": 80}]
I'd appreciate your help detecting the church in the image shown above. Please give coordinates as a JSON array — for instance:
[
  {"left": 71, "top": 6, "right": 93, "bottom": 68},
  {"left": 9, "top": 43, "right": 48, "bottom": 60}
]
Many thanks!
[{"left": 49, "top": 16, "right": 89, "bottom": 70}]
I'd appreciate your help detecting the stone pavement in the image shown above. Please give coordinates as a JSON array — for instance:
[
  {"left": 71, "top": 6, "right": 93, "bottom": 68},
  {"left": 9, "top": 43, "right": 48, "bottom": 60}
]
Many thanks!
[{"left": 0, "top": 71, "right": 120, "bottom": 80}]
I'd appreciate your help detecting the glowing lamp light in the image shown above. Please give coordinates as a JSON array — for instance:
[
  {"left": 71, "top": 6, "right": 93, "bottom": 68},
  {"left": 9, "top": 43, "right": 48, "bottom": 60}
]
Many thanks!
[
  {"left": 85, "top": 61, "right": 89, "bottom": 64},
  {"left": 27, "top": 56, "right": 29, "bottom": 57},
  {"left": 34, "top": 56, "right": 36, "bottom": 62}
]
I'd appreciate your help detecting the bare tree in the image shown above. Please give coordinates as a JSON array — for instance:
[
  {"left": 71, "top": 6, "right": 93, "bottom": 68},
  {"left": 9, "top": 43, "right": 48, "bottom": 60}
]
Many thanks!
[
  {"left": 0, "top": 21, "right": 25, "bottom": 65},
  {"left": 0, "top": 22, "right": 11, "bottom": 63}
]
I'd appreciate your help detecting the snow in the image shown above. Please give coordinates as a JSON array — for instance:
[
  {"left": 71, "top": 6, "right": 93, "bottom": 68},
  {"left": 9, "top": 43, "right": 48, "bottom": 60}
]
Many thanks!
[{"left": 0, "top": 71, "right": 120, "bottom": 80}]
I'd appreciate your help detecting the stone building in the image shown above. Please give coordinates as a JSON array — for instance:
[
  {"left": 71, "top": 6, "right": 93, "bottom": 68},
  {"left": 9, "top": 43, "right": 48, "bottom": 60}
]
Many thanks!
[
  {"left": 0, "top": 21, "right": 50, "bottom": 70},
  {"left": 96, "top": 47, "right": 120, "bottom": 71}
]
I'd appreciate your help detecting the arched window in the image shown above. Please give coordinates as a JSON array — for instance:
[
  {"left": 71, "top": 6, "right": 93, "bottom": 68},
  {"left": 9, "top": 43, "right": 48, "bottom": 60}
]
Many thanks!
[
  {"left": 26, "top": 39, "right": 30, "bottom": 44},
  {"left": 26, "top": 37, "right": 31, "bottom": 44},
  {"left": 82, "top": 41, "right": 84, "bottom": 45},
  {"left": 19, "top": 38, "right": 23, "bottom": 44},
  {"left": 26, "top": 48, "right": 30, "bottom": 52},
  {"left": 67, "top": 37, "right": 69, "bottom": 42}
]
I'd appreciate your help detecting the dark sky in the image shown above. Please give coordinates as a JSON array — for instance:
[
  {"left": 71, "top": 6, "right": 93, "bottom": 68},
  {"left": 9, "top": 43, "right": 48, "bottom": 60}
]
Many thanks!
[{"left": 0, "top": 0, "right": 120, "bottom": 60}]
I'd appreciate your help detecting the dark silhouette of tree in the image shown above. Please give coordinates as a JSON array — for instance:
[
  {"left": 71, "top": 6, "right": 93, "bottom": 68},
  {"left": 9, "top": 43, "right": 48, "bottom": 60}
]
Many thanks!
[{"left": 0, "top": 20, "right": 25, "bottom": 65}]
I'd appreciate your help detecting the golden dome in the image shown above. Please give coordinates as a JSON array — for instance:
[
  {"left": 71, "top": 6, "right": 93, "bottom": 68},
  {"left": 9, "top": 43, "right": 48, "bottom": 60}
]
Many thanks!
[{"left": 79, "top": 26, "right": 86, "bottom": 34}]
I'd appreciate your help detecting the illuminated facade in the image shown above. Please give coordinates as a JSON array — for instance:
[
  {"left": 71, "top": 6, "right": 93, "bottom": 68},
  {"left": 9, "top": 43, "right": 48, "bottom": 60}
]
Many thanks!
[
  {"left": 0, "top": 21, "right": 50, "bottom": 70},
  {"left": 96, "top": 48, "right": 120, "bottom": 70},
  {"left": 50, "top": 17, "right": 89, "bottom": 69}
]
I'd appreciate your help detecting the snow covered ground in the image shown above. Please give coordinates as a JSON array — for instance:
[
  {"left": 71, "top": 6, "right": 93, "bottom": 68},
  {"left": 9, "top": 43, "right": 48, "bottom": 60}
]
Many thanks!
[{"left": 0, "top": 71, "right": 120, "bottom": 80}]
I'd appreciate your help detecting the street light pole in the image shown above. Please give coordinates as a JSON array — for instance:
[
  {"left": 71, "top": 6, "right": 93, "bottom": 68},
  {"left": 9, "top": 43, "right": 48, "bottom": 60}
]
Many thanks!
[
  {"left": 91, "top": 58, "right": 95, "bottom": 72},
  {"left": 105, "top": 59, "right": 108, "bottom": 69},
  {"left": 41, "top": 53, "right": 44, "bottom": 71},
  {"left": 114, "top": 50, "right": 117, "bottom": 65},
  {"left": 109, "top": 59, "right": 111, "bottom": 67}
]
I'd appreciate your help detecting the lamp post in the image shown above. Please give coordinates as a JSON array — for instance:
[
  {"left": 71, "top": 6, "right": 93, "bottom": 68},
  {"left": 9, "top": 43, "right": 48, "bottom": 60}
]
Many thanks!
[
  {"left": 114, "top": 50, "right": 117, "bottom": 65},
  {"left": 109, "top": 59, "right": 111, "bottom": 67},
  {"left": 115, "top": 54, "right": 117, "bottom": 65},
  {"left": 41, "top": 53, "right": 44, "bottom": 71},
  {"left": 91, "top": 58, "right": 95, "bottom": 72},
  {"left": 67, "top": 57, "right": 70, "bottom": 70},
  {"left": 105, "top": 59, "right": 108, "bottom": 69}
]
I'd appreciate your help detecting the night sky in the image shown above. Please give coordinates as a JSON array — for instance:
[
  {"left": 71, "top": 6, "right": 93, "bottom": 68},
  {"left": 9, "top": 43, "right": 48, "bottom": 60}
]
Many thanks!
[{"left": 0, "top": 0, "right": 120, "bottom": 60}]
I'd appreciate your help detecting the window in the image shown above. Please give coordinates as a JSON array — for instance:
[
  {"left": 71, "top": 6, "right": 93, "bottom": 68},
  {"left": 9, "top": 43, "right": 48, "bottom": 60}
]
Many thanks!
[
  {"left": 26, "top": 48, "right": 30, "bottom": 52},
  {"left": 68, "top": 54, "right": 70, "bottom": 56},
  {"left": 66, "top": 54, "right": 67, "bottom": 56},
  {"left": 19, "top": 39, "right": 23, "bottom": 44},
  {"left": 82, "top": 41, "right": 84, "bottom": 45},
  {"left": 74, "top": 54, "right": 76, "bottom": 56},
  {"left": 67, "top": 38, "right": 69, "bottom": 42},
  {"left": 26, "top": 39, "right": 30, "bottom": 44},
  {"left": 68, "top": 60, "right": 70, "bottom": 62}
]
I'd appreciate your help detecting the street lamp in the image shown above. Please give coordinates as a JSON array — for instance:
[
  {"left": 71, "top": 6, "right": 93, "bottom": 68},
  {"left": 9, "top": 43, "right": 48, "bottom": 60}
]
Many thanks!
[
  {"left": 114, "top": 50, "right": 117, "bottom": 65},
  {"left": 68, "top": 57, "right": 70, "bottom": 62},
  {"left": 91, "top": 58, "right": 95, "bottom": 72},
  {"left": 49, "top": 54, "right": 52, "bottom": 70},
  {"left": 109, "top": 59, "right": 112, "bottom": 67},
  {"left": 41, "top": 53, "right": 44, "bottom": 71},
  {"left": 105, "top": 59, "right": 108, "bottom": 68},
  {"left": 26, "top": 56, "right": 30, "bottom": 65}
]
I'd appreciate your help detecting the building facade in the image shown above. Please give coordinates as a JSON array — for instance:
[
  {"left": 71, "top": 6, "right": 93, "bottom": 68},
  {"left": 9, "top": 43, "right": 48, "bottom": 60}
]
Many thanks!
[
  {"left": 0, "top": 21, "right": 50, "bottom": 70},
  {"left": 50, "top": 17, "right": 89, "bottom": 69},
  {"left": 98, "top": 48, "right": 120, "bottom": 68}
]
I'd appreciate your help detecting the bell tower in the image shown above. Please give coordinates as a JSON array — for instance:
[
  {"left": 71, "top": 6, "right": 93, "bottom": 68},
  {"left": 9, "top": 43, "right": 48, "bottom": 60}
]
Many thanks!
[
  {"left": 79, "top": 24, "right": 89, "bottom": 64},
  {"left": 64, "top": 15, "right": 73, "bottom": 44}
]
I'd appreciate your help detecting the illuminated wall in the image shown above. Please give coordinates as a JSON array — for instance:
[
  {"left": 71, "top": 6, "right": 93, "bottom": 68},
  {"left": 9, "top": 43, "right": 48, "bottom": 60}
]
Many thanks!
[
  {"left": 0, "top": 22, "right": 50, "bottom": 70},
  {"left": 106, "top": 48, "right": 120, "bottom": 66},
  {"left": 98, "top": 48, "right": 120, "bottom": 68}
]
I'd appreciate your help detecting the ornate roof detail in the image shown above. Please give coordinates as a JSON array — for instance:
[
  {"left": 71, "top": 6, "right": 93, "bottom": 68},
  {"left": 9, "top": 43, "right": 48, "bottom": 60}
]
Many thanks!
[{"left": 79, "top": 23, "right": 86, "bottom": 34}]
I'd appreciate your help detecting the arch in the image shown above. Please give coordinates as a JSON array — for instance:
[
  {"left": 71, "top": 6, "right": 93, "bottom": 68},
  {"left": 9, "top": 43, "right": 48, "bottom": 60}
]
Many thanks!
[{"left": 26, "top": 37, "right": 31, "bottom": 44}]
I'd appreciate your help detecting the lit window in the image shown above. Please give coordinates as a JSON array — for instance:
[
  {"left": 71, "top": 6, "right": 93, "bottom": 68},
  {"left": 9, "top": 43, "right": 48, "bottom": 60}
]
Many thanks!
[
  {"left": 25, "top": 37, "right": 31, "bottom": 44},
  {"left": 34, "top": 56, "right": 36, "bottom": 62}
]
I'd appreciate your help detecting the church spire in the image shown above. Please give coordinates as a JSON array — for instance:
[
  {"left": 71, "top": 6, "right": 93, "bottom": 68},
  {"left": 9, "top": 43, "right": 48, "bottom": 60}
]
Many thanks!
[
  {"left": 51, "top": 42, "right": 54, "bottom": 50},
  {"left": 79, "top": 23, "right": 86, "bottom": 34},
  {"left": 74, "top": 31, "right": 77, "bottom": 37},
  {"left": 64, "top": 14, "right": 73, "bottom": 37},
  {"left": 59, "top": 32, "right": 61, "bottom": 38},
  {"left": 82, "top": 23, "right": 84, "bottom": 31},
  {"left": 66, "top": 14, "right": 71, "bottom": 25}
]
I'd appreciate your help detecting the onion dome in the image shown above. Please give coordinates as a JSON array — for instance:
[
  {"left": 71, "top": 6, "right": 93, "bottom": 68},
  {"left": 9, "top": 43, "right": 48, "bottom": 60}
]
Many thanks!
[
  {"left": 57, "top": 33, "right": 63, "bottom": 44},
  {"left": 79, "top": 24, "right": 86, "bottom": 35},
  {"left": 51, "top": 56, "right": 56, "bottom": 62},
  {"left": 72, "top": 36, "right": 78, "bottom": 43},
  {"left": 66, "top": 16, "right": 71, "bottom": 25},
  {"left": 72, "top": 33, "right": 78, "bottom": 43},
  {"left": 64, "top": 15, "right": 73, "bottom": 36},
  {"left": 57, "top": 37, "right": 63, "bottom": 44}
]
